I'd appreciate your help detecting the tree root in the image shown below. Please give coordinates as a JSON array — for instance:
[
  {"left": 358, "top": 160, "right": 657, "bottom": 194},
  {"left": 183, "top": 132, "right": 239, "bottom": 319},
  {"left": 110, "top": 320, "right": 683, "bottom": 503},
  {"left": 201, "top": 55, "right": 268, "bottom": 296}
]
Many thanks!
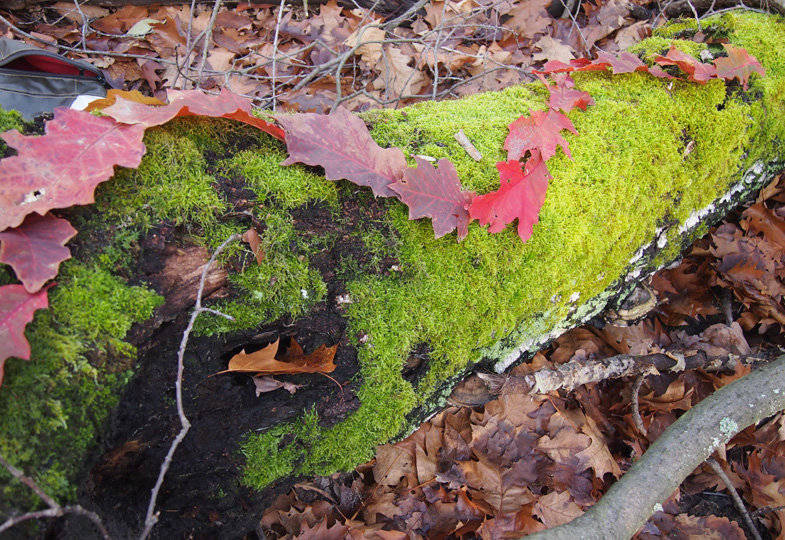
[{"left": 524, "top": 355, "right": 785, "bottom": 539}]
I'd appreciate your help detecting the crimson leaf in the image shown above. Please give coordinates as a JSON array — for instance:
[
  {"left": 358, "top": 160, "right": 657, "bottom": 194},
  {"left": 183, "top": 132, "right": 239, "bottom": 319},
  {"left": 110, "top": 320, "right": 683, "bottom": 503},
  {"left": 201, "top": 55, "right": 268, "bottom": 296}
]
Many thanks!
[
  {"left": 468, "top": 153, "right": 551, "bottom": 242},
  {"left": 0, "top": 284, "right": 49, "bottom": 385},
  {"left": 390, "top": 158, "right": 475, "bottom": 240},
  {"left": 654, "top": 45, "right": 717, "bottom": 83},
  {"left": 100, "top": 88, "right": 284, "bottom": 140},
  {"left": 0, "top": 213, "right": 76, "bottom": 293},
  {"left": 0, "top": 109, "right": 146, "bottom": 231},
  {"left": 278, "top": 106, "right": 406, "bottom": 198},
  {"left": 713, "top": 44, "right": 765, "bottom": 89},
  {"left": 505, "top": 110, "right": 577, "bottom": 162}
]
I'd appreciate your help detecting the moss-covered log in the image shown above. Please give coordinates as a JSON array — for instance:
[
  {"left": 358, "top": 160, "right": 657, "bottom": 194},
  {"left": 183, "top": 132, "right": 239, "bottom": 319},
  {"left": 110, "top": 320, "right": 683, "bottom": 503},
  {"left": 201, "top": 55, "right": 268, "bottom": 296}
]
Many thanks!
[{"left": 0, "top": 10, "right": 783, "bottom": 537}]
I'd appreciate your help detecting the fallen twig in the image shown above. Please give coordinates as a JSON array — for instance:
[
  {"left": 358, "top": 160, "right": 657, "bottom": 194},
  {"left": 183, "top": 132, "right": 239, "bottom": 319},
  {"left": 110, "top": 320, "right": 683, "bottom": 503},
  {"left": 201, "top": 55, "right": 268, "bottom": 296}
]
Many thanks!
[
  {"left": 0, "top": 454, "right": 109, "bottom": 538},
  {"left": 478, "top": 350, "right": 757, "bottom": 397},
  {"left": 706, "top": 457, "right": 762, "bottom": 540},
  {"left": 525, "top": 355, "right": 785, "bottom": 539},
  {"left": 138, "top": 233, "right": 240, "bottom": 540}
]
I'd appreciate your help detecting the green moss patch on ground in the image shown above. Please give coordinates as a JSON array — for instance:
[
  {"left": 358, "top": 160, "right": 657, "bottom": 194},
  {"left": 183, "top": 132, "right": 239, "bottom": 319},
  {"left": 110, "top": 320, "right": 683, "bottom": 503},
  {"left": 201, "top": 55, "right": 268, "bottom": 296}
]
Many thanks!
[{"left": 0, "top": 10, "right": 782, "bottom": 516}]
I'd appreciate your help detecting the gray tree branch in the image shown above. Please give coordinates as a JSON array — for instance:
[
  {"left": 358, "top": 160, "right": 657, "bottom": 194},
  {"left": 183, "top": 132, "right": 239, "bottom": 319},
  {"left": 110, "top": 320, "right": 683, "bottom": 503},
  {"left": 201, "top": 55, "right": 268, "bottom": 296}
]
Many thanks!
[{"left": 525, "top": 355, "right": 785, "bottom": 540}]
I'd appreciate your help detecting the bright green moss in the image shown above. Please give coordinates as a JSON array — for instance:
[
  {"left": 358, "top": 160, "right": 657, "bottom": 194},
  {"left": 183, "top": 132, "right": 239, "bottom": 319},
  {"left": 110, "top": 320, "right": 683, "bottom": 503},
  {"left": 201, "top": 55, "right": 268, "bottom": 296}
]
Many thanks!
[
  {"left": 241, "top": 408, "right": 320, "bottom": 488},
  {"left": 628, "top": 37, "right": 709, "bottom": 61},
  {"left": 240, "top": 12, "right": 785, "bottom": 487},
  {"left": 92, "top": 127, "right": 227, "bottom": 233},
  {"left": 0, "top": 261, "right": 161, "bottom": 508}
]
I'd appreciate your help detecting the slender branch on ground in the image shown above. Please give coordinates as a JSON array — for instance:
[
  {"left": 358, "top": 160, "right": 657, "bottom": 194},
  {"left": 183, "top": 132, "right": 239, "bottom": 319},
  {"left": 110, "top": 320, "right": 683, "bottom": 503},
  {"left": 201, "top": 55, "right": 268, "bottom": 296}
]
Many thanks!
[
  {"left": 478, "top": 350, "right": 759, "bottom": 397},
  {"left": 525, "top": 355, "right": 785, "bottom": 539},
  {"left": 138, "top": 234, "right": 240, "bottom": 540},
  {"left": 0, "top": 454, "right": 110, "bottom": 538},
  {"left": 706, "top": 458, "right": 762, "bottom": 540}
]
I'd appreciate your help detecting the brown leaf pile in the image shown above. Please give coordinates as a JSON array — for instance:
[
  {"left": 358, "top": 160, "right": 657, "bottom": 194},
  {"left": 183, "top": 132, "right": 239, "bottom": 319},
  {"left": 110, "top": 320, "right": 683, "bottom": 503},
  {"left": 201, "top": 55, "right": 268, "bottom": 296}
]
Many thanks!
[
  {"left": 2, "top": 0, "right": 654, "bottom": 112},
  {"left": 259, "top": 176, "right": 785, "bottom": 538}
]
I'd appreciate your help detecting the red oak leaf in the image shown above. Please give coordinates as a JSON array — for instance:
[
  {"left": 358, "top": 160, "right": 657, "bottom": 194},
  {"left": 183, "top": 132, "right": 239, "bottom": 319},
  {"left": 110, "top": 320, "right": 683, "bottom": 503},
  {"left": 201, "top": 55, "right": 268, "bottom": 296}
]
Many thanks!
[
  {"left": 594, "top": 51, "right": 648, "bottom": 74},
  {"left": 0, "top": 214, "right": 76, "bottom": 293},
  {"left": 0, "top": 109, "right": 147, "bottom": 231},
  {"left": 278, "top": 106, "right": 406, "bottom": 198},
  {"left": 505, "top": 109, "right": 577, "bottom": 162},
  {"left": 713, "top": 44, "right": 765, "bottom": 89},
  {"left": 533, "top": 59, "right": 576, "bottom": 75},
  {"left": 100, "top": 88, "right": 284, "bottom": 140},
  {"left": 390, "top": 157, "right": 475, "bottom": 240},
  {"left": 654, "top": 45, "right": 717, "bottom": 83},
  {"left": 468, "top": 153, "right": 551, "bottom": 242},
  {"left": 539, "top": 73, "right": 595, "bottom": 113},
  {"left": 647, "top": 64, "right": 677, "bottom": 80},
  {"left": 0, "top": 284, "right": 50, "bottom": 385}
]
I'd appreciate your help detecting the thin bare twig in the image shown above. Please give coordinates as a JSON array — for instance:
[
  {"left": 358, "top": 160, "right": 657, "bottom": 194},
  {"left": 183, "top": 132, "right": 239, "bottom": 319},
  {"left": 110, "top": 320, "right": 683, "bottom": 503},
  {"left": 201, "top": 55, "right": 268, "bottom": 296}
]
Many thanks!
[
  {"left": 0, "top": 454, "right": 109, "bottom": 538},
  {"left": 138, "top": 234, "right": 240, "bottom": 540},
  {"left": 196, "top": 0, "right": 223, "bottom": 89},
  {"left": 706, "top": 458, "right": 762, "bottom": 540},
  {"left": 270, "top": 0, "right": 288, "bottom": 112}
]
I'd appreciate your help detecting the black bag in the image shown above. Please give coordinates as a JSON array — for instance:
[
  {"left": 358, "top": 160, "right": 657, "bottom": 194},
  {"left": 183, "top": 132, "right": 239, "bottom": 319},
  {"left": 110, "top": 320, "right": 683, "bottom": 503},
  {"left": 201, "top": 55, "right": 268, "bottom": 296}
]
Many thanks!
[{"left": 0, "top": 38, "right": 107, "bottom": 120}]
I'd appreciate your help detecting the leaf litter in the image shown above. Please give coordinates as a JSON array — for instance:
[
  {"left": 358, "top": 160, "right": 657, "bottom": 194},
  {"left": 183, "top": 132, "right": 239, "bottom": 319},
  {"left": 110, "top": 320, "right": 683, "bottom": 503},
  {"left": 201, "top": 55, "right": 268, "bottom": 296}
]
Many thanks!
[{"left": 258, "top": 178, "right": 785, "bottom": 537}]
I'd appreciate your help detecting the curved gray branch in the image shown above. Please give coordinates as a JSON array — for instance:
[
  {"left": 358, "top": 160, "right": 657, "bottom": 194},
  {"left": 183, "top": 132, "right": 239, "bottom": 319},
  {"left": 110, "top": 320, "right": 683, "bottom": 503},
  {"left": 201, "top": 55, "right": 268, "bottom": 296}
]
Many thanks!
[{"left": 526, "top": 355, "right": 785, "bottom": 540}]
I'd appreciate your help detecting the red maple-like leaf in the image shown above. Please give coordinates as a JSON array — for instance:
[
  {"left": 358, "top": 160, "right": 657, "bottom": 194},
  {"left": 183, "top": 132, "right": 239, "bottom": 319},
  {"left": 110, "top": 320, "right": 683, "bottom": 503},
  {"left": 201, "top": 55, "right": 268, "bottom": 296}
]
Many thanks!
[
  {"left": 468, "top": 153, "right": 551, "bottom": 242},
  {"left": 654, "top": 45, "right": 717, "bottom": 83},
  {"left": 538, "top": 73, "right": 595, "bottom": 113},
  {"left": 0, "top": 213, "right": 76, "bottom": 293},
  {"left": 390, "top": 157, "right": 475, "bottom": 240},
  {"left": 0, "top": 109, "right": 147, "bottom": 231},
  {"left": 593, "top": 51, "right": 648, "bottom": 74},
  {"left": 505, "top": 109, "right": 577, "bottom": 162},
  {"left": 713, "top": 44, "right": 765, "bottom": 89},
  {"left": 278, "top": 106, "right": 406, "bottom": 198},
  {"left": 0, "top": 284, "right": 50, "bottom": 385},
  {"left": 100, "top": 88, "right": 284, "bottom": 140}
]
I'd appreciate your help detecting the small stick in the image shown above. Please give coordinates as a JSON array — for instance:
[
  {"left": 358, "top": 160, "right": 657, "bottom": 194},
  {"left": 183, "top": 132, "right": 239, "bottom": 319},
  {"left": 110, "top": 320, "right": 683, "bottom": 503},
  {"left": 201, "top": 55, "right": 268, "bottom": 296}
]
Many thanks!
[
  {"left": 706, "top": 458, "right": 762, "bottom": 540},
  {"left": 454, "top": 129, "right": 482, "bottom": 161},
  {"left": 631, "top": 372, "right": 648, "bottom": 436},
  {"left": 270, "top": 0, "right": 287, "bottom": 112},
  {"left": 0, "top": 454, "right": 109, "bottom": 538},
  {"left": 195, "top": 0, "right": 223, "bottom": 89},
  {"left": 138, "top": 234, "right": 239, "bottom": 540}
]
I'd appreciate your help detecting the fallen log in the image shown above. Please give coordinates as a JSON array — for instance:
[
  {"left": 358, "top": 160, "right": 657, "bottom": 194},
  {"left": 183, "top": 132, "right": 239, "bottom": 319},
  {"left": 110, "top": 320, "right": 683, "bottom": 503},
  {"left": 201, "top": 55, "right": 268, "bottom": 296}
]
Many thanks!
[{"left": 0, "top": 9, "right": 783, "bottom": 538}]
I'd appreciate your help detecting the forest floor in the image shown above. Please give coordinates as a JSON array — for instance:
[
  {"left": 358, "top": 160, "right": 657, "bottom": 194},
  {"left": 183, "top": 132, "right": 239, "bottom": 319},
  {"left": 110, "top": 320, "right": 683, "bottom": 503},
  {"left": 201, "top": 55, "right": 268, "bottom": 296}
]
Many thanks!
[{"left": 2, "top": 0, "right": 785, "bottom": 538}]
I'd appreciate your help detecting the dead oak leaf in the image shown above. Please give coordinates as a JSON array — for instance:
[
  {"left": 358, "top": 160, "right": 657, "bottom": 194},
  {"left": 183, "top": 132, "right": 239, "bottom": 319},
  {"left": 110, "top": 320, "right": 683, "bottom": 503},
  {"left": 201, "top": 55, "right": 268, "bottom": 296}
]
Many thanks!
[
  {"left": 223, "top": 338, "right": 337, "bottom": 375},
  {"left": 390, "top": 157, "right": 475, "bottom": 240},
  {"left": 532, "top": 491, "right": 583, "bottom": 528},
  {"left": 242, "top": 228, "right": 265, "bottom": 264},
  {"left": 279, "top": 106, "right": 406, "bottom": 197}
]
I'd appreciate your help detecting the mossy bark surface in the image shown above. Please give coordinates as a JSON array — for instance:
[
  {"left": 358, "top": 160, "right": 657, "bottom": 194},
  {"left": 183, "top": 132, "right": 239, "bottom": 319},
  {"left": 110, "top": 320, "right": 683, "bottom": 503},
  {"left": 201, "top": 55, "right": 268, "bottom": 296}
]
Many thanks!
[{"left": 0, "top": 10, "right": 783, "bottom": 537}]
